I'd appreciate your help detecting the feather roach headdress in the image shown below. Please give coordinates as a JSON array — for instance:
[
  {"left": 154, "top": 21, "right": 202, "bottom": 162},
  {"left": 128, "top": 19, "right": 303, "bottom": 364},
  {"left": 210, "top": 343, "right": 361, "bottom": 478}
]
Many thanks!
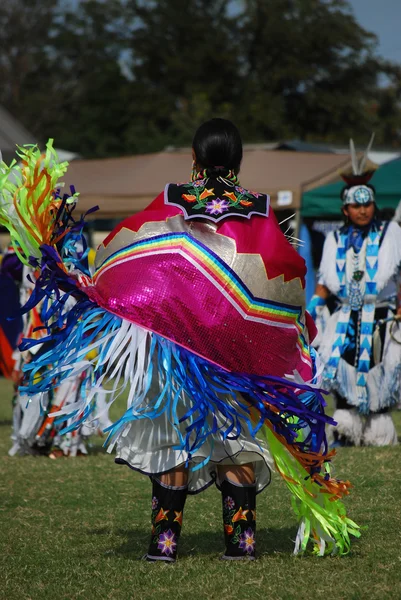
[{"left": 340, "top": 134, "right": 378, "bottom": 205}]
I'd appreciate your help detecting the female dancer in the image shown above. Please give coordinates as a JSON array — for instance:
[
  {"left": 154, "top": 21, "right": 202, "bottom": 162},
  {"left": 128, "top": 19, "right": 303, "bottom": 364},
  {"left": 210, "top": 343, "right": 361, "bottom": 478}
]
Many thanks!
[{"left": 0, "top": 120, "right": 358, "bottom": 560}]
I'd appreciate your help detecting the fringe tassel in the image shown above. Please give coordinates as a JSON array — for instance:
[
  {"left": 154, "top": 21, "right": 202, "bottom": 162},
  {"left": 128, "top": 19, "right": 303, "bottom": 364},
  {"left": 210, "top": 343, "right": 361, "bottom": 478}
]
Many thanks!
[
  {"left": 263, "top": 428, "right": 360, "bottom": 556},
  {"left": 21, "top": 298, "right": 334, "bottom": 465}
]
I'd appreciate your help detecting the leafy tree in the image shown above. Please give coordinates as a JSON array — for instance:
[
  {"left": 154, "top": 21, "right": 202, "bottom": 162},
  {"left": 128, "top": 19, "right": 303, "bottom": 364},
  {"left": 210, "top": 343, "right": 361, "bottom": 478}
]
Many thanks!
[
  {"left": 122, "top": 0, "right": 241, "bottom": 151},
  {"left": 0, "top": 0, "right": 57, "bottom": 127},
  {"left": 1, "top": 0, "right": 400, "bottom": 156},
  {"left": 0, "top": 0, "right": 133, "bottom": 156},
  {"left": 369, "top": 64, "right": 401, "bottom": 147},
  {"left": 40, "top": 0, "right": 135, "bottom": 156},
  {"left": 235, "top": 0, "right": 394, "bottom": 143}
]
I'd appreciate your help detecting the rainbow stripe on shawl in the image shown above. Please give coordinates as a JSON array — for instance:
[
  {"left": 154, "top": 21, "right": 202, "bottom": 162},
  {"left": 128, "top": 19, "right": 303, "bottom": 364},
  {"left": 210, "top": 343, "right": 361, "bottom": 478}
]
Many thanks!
[{"left": 94, "top": 232, "right": 311, "bottom": 364}]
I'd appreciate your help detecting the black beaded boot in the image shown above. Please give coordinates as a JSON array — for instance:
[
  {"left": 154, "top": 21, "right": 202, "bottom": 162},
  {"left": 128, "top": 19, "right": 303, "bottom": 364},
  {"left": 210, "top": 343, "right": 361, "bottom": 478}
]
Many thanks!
[
  {"left": 146, "top": 477, "right": 188, "bottom": 562},
  {"left": 221, "top": 478, "right": 256, "bottom": 560}
]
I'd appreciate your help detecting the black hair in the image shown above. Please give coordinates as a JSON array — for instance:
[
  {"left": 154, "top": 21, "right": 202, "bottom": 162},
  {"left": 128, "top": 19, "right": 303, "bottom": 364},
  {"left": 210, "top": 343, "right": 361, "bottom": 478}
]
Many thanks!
[{"left": 192, "top": 118, "right": 243, "bottom": 177}]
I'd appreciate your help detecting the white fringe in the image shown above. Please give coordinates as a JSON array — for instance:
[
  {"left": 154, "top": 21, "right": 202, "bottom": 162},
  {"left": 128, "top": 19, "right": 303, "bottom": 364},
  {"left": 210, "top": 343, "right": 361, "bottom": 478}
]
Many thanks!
[
  {"left": 363, "top": 413, "right": 398, "bottom": 446},
  {"left": 330, "top": 408, "right": 363, "bottom": 446},
  {"left": 51, "top": 322, "right": 154, "bottom": 439}
]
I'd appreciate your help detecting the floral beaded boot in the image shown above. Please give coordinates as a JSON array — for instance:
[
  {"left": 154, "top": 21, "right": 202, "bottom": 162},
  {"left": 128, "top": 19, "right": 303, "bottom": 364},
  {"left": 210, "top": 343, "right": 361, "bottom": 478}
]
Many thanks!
[
  {"left": 221, "top": 478, "right": 256, "bottom": 560},
  {"left": 146, "top": 477, "right": 188, "bottom": 563}
]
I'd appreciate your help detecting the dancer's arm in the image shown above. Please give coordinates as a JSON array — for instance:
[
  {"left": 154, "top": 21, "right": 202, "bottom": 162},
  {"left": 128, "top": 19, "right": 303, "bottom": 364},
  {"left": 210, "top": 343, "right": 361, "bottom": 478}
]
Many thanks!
[{"left": 307, "top": 284, "right": 330, "bottom": 320}]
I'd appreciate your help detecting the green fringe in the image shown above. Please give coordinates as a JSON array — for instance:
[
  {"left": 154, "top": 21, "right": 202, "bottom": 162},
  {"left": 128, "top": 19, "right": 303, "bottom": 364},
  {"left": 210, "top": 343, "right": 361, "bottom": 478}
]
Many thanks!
[
  {"left": 0, "top": 140, "right": 75, "bottom": 264},
  {"left": 263, "top": 427, "right": 360, "bottom": 556}
]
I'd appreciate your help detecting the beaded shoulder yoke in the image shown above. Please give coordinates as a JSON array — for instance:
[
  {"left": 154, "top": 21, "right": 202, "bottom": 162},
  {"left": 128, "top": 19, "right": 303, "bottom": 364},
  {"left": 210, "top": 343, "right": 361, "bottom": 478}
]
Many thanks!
[{"left": 165, "top": 177, "right": 269, "bottom": 223}]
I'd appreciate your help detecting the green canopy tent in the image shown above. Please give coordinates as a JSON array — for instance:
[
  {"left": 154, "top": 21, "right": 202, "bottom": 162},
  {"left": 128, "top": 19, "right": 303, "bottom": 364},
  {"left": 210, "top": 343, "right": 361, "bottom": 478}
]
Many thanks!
[{"left": 301, "top": 157, "right": 401, "bottom": 218}]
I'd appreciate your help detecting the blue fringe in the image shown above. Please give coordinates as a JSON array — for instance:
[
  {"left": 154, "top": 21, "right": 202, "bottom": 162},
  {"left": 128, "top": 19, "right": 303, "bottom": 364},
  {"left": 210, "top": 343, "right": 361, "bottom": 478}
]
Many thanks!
[
  {"left": 19, "top": 286, "right": 334, "bottom": 475},
  {"left": 17, "top": 214, "right": 334, "bottom": 476}
]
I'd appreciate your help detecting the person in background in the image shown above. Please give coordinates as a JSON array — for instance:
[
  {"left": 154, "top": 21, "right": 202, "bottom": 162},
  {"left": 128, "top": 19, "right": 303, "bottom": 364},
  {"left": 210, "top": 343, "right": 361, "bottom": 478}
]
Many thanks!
[{"left": 308, "top": 141, "right": 401, "bottom": 446}]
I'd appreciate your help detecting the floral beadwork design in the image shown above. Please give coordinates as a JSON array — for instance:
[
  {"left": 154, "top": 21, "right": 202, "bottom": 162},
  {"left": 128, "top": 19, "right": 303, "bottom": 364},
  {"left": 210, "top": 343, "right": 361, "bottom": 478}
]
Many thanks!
[
  {"left": 232, "top": 507, "right": 249, "bottom": 522},
  {"left": 166, "top": 172, "right": 268, "bottom": 222},
  {"left": 157, "top": 529, "right": 177, "bottom": 557},
  {"left": 224, "top": 496, "right": 235, "bottom": 510},
  {"left": 206, "top": 198, "right": 230, "bottom": 216},
  {"left": 235, "top": 185, "right": 264, "bottom": 199},
  {"left": 149, "top": 494, "right": 184, "bottom": 559},
  {"left": 151, "top": 501, "right": 170, "bottom": 544},
  {"left": 173, "top": 510, "right": 183, "bottom": 526},
  {"left": 239, "top": 528, "right": 255, "bottom": 554},
  {"left": 192, "top": 179, "right": 207, "bottom": 188},
  {"left": 222, "top": 495, "right": 255, "bottom": 555},
  {"left": 180, "top": 180, "right": 260, "bottom": 213},
  {"left": 182, "top": 187, "right": 214, "bottom": 204}
]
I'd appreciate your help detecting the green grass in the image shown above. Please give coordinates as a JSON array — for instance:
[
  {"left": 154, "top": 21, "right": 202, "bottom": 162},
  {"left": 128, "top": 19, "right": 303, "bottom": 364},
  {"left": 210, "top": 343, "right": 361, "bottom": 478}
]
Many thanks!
[{"left": 1, "top": 378, "right": 401, "bottom": 600}]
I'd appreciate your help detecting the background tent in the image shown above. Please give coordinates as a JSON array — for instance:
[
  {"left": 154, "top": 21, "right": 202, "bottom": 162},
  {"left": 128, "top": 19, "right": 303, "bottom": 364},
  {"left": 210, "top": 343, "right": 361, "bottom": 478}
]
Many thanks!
[
  {"left": 0, "top": 146, "right": 350, "bottom": 250},
  {"left": 301, "top": 156, "right": 401, "bottom": 218},
  {"left": 62, "top": 149, "right": 350, "bottom": 221}
]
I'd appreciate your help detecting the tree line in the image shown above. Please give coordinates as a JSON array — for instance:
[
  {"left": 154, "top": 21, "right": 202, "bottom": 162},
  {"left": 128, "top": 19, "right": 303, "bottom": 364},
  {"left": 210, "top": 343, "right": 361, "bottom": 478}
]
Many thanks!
[{"left": 1, "top": 0, "right": 400, "bottom": 158}]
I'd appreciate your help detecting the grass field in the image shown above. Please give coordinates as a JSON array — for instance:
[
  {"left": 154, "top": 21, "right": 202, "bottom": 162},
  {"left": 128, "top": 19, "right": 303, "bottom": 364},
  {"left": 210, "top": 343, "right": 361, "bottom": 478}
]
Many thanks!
[{"left": 1, "top": 378, "right": 401, "bottom": 600}]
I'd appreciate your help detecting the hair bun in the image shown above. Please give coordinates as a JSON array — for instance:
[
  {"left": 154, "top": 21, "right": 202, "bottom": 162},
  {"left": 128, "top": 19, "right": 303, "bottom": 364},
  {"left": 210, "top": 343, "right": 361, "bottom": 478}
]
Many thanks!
[{"left": 205, "top": 165, "right": 230, "bottom": 178}]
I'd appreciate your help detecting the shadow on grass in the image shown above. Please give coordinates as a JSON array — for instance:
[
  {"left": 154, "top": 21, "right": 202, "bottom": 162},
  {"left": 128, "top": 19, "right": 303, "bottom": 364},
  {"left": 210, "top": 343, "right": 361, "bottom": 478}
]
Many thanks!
[{"left": 89, "top": 526, "right": 296, "bottom": 559}]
